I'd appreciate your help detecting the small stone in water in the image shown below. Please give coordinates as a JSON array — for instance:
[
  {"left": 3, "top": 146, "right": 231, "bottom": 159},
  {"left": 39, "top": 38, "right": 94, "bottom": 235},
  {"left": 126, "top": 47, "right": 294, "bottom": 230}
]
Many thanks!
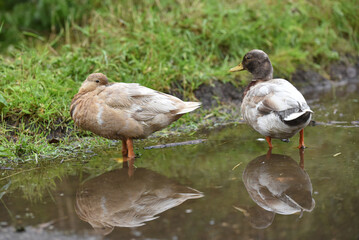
[
  {"left": 0, "top": 221, "right": 8, "bottom": 227},
  {"left": 185, "top": 209, "right": 192, "bottom": 213},
  {"left": 131, "top": 230, "right": 142, "bottom": 237},
  {"left": 15, "top": 226, "right": 25, "bottom": 232}
]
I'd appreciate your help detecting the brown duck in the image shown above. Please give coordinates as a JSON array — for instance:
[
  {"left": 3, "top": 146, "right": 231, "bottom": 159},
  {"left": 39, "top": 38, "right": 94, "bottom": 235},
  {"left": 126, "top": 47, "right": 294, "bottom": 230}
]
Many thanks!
[{"left": 70, "top": 73, "right": 201, "bottom": 158}]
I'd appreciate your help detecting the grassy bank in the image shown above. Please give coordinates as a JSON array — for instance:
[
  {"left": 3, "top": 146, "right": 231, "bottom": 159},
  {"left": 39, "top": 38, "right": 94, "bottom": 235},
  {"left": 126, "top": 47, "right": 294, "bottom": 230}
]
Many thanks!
[{"left": 0, "top": 0, "right": 358, "bottom": 162}]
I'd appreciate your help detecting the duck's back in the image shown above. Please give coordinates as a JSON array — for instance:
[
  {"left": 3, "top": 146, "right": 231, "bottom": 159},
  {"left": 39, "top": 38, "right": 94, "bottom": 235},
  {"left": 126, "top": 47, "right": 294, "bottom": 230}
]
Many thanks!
[
  {"left": 71, "top": 82, "right": 200, "bottom": 139},
  {"left": 245, "top": 79, "right": 306, "bottom": 105}
]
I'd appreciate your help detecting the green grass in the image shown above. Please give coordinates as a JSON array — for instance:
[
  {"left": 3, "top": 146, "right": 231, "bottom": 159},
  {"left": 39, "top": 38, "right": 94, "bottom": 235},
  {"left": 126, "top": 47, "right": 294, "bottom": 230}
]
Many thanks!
[{"left": 0, "top": 0, "right": 358, "bottom": 162}]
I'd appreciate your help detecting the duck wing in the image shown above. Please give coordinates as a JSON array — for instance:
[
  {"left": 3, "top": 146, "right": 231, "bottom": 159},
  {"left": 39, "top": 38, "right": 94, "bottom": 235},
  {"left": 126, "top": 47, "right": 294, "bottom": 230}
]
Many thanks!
[
  {"left": 252, "top": 79, "right": 312, "bottom": 123},
  {"left": 99, "top": 83, "right": 200, "bottom": 121}
]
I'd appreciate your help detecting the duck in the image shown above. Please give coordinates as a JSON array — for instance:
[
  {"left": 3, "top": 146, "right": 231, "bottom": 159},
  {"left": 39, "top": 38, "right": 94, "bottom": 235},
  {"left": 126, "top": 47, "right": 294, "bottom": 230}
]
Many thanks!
[
  {"left": 229, "top": 49, "right": 313, "bottom": 148},
  {"left": 70, "top": 73, "right": 201, "bottom": 158}
]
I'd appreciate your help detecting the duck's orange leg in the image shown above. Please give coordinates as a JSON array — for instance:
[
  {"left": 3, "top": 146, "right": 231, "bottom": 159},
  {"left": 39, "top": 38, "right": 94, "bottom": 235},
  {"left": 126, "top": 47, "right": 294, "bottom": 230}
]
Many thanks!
[
  {"left": 265, "top": 136, "right": 273, "bottom": 148},
  {"left": 126, "top": 138, "right": 136, "bottom": 159},
  {"left": 297, "top": 129, "right": 306, "bottom": 149},
  {"left": 122, "top": 140, "right": 128, "bottom": 157}
]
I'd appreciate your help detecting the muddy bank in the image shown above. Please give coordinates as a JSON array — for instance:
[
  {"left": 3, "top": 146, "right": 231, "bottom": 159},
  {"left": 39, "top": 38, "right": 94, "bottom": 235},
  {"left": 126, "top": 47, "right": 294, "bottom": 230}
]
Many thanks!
[{"left": 194, "top": 58, "right": 359, "bottom": 109}]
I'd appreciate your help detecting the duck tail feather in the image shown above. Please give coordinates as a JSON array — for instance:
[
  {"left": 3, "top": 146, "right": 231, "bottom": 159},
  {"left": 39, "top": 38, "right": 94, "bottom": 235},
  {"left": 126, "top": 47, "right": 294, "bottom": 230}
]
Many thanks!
[
  {"left": 284, "top": 109, "right": 313, "bottom": 121},
  {"left": 283, "top": 110, "right": 312, "bottom": 126},
  {"left": 176, "top": 102, "right": 201, "bottom": 114}
]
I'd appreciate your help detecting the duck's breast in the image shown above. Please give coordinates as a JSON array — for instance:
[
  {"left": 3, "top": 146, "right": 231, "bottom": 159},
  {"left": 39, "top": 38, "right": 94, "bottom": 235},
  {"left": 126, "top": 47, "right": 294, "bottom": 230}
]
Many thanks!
[{"left": 71, "top": 92, "right": 144, "bottom": 139}]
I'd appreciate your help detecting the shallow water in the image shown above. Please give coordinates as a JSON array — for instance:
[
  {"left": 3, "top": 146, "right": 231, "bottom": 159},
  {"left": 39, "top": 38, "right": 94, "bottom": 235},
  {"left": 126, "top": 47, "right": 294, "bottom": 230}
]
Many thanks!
[{"left": 1, "top": 85, "right": 359, "bottom": 240}]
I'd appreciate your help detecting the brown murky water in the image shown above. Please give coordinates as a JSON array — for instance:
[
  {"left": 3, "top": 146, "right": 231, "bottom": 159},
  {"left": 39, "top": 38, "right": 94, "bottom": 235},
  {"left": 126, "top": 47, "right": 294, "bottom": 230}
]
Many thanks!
[{"left": 1, "top": 84, "right": 359, "bottom": 240}]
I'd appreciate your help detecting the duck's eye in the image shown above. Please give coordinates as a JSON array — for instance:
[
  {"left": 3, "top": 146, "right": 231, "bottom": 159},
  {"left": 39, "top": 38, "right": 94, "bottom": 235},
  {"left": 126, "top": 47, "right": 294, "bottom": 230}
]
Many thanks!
[
  {"left": 95, "top": 80, "right": 100, "bottom": 83},
  {"left": 246, "top": 56, "right": 251, "bottom": 60}
]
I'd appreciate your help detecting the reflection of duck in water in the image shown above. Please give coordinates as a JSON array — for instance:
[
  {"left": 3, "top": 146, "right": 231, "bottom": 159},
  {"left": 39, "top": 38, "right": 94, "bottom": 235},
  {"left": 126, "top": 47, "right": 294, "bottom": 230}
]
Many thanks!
[
  {"left": 75, "top": 159, "right": 203, "bottom": 235},
  {"left": 235, "top": 149, "right": 315, "bottom": 229}
]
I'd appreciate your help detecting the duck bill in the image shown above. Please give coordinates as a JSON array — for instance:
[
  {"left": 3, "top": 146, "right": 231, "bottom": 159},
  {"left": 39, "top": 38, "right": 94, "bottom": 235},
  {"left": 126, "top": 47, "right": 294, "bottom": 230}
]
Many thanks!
[{"left": 229, "top": 63, "right": 244, "bottom": 72}]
